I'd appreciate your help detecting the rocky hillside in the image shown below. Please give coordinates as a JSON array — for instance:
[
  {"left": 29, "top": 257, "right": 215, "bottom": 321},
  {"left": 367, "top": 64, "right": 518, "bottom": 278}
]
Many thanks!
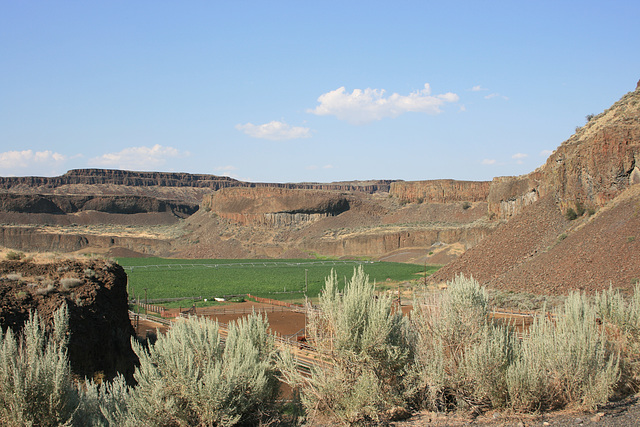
[
  {"left": 0, "top": 256, "right": 137, "bottom": 381},
  {"left": 431, "top": 81, "right": 640, "bottom": 293},
  {"left": 177, "top": 185, "right": 494, "bottom": 260},
  {"left": 0, "top": 168, "right": 496, "bottom": 260}
]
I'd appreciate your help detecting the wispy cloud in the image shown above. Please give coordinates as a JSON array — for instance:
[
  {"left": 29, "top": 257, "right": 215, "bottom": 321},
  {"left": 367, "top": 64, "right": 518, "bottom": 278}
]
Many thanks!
[
  {"left": 471, "top": 85, "right": 487, "bottom": 91},
  {"left": 88, "top": 144, "right": 188, "bottom": 170},
  {"left": 540, "top": 149, "right": 555, "bottom": 157},
  {"left": 485, "top": 93, "right": 509, "bottom": 101},
  {"left": 482, "top": 159, "right": 497, "bottom": 165},
  {"left": 512, "top": 152, "right": 528, "bottom": 164},
  {"left": 235, "top": 121, "right": 311, "bottom": 141},
  {"left": 308, "top": 83, "right": 459, "bottom": 124},
  {"left": 0, "top": 149, "right": 67, "bottom": 173}
]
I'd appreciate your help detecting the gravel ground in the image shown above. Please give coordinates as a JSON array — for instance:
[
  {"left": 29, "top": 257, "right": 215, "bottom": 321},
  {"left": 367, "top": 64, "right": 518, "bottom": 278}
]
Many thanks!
[{"left": 392, "top": 395, "right": 640, "bottom": 426}]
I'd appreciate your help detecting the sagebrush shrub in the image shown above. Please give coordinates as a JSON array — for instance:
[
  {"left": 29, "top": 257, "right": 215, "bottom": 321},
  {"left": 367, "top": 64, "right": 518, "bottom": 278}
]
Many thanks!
[
  {"left": 507, "top": 293, "right": 620, "bottom": 411},
  {"left": 0, "top": 305, "right": 80, "bottom": 426},
  {"left": 595, "top": 284, "right": 640, "bottom": 391},
  {"left": 408, "top": 275, "right": 511, "bottom": 411},
  {"left": 106, "top": 311, "right": 280, "bottom": 426},
  {"left": 280, "top": 266, "right": 410, "bottom": 425}
]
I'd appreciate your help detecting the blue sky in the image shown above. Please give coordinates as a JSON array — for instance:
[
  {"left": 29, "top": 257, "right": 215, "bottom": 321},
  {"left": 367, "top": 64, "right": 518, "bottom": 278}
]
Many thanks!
[{"left": 1, "top": 1, "right": 639, "bottom": 183}]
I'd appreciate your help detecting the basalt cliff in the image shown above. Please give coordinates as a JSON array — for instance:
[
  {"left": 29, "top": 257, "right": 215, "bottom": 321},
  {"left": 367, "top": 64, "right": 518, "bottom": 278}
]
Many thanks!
[{"left": 1, "top": 82, "right": 640, "bottom": 293}]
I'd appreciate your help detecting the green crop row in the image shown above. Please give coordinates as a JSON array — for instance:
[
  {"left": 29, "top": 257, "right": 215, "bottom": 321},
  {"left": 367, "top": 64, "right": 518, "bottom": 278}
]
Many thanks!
[{"left": 117, "top": 258, "right": 439, "bottom": 302}]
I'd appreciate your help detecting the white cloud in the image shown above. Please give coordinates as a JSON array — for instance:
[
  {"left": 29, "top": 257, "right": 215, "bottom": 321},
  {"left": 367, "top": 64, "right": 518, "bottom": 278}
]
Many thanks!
[
  {"left": 88, "top": 144, "right": 187, "bottom": 171},
  {"left": 485, "top": 93, "right": 509, "bottom": 101},
  {"left": 235, "top": 121, "right": 311, "bottom": 141},
  {"left": 0, "top": 149, "right": 66, "bottom": 171},
  {"left": 471, "top": 85, "right": 487, "bottom": 91},
  {"left": 540, "top": 149, "right": 555, "bottom": 157},
  {"left": 482, "top": 159, "right": 497, "bottom": 165},
  {"left": 308, "top": 83, "right": 459, "bottom": 124},
  {"left": 322, "top": 164, "right": 334, "bottom": 169}
]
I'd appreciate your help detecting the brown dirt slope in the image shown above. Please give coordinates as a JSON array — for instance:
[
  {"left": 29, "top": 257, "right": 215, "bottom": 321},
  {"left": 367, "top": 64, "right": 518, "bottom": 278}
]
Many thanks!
[
  {"left": 430, "top": 185, "right": 640, "bottom": 295},
  {"left": 429, "top": 195, "right": 567, "bottom": 286}
]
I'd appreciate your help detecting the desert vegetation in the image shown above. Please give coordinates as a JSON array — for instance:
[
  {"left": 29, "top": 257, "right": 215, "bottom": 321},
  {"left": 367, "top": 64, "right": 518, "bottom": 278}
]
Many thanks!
[{"left": 2, "top": 270, "right": 640, "bottom": 426}]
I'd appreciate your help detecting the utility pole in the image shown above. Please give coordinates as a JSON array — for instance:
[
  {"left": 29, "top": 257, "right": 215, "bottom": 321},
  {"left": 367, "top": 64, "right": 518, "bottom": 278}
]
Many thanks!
[
  {"left": 144, "top": 288, "right": 148, "bottom": 315},
  {"left": 305, "top": 269, "right": 308, "bottom": 294},
  {"left": 424, "top": 260, "right": 427, "bottom": 286}
]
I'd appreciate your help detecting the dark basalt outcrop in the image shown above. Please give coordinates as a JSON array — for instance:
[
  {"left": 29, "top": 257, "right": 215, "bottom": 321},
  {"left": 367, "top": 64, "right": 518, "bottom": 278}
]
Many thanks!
[
  {"left": 0, "top": 169, "right": 394, "bottom": 194},
  {"left": 0, "top": 193, "right": 198, "bottom": 217},
  {"left": 0, "top": 258, "right": 137, "bottom": 381}
]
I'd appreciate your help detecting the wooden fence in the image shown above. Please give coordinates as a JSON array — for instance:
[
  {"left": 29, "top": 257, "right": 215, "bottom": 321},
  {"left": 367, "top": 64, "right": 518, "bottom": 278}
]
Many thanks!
[{"left": 246, "top": 294, "right": 304, "bottom": 309}]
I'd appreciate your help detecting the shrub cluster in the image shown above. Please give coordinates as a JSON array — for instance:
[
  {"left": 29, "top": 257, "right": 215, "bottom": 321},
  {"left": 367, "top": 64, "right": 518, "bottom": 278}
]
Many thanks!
[
  {"left": 3, "top": 274, "right": 640, "bottom": 426},
  {"left": 1, "top": 307, "right": 279, "bottom": 426}
]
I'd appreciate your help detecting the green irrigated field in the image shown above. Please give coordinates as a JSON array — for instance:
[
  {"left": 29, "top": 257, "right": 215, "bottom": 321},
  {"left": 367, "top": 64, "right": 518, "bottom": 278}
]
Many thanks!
[{"left": 118, "top": 258, "right": 440, "bottom": 303}]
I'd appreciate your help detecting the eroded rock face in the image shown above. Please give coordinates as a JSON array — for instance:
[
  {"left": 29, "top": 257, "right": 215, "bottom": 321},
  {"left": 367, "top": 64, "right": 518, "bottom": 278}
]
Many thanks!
[
  {"left": 488, "top": 84, "right": 640, "bottom": 219},
  {"left": 0, "top": 193, "right": 198, "bottom": 217},
  {"left": 0, "top": 169, "right": 393, "bottom": 194},
  {"left": 202, "top": 187, "right": 351, "bottom": 226},
  {"left": 0, "top": 227, "right": 172, "bottom": 255},
  {"left": 0, "top": 258, "right": 137, "bottom": 381},
  {"left": 389, "top": 180, "right": 491, "bottom": 204}
]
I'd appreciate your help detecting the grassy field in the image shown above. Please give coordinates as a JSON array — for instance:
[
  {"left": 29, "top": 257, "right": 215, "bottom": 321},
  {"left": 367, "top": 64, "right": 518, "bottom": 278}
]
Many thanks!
[{"left": 118, "top": 258, "right": 440, "bottom": 303}]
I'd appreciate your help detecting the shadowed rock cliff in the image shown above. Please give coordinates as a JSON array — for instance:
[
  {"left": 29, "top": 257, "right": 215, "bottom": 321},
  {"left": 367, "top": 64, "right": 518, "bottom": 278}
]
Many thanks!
[{"left": 0, "top": 258, "right": 137, "bottom": 381}]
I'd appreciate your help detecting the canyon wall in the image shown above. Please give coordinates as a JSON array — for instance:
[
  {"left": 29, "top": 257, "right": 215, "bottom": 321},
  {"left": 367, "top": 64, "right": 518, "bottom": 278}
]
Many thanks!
[
  {"left": 303, "top": 226, "right": 495, "bottom": 258},
  {"left": 202, "top": 187, "right": 351, "bottom": 226},
  {"left": 0, "top": 193, "right": 198, "bottom": 217},
  {"left": 0, "top": 226, "right": 172, "bottom": 255},
  {"left": 390, "top": 179, "right": 491, "bottom": 203},
  {"left": 487, "top": 85, "right": 640, "bottom": 219},
  {"left": 0, "top": 169, "right": 393, "bottom": 194}
]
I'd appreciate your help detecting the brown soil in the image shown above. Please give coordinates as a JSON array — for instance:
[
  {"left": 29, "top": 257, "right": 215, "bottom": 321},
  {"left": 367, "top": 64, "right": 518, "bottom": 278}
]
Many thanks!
[
  {"left": 160, "top": 302, "right": 306, "bottom": 337},
  {"left": 430, "top": 187, "right": 640, "bottom": 295}
]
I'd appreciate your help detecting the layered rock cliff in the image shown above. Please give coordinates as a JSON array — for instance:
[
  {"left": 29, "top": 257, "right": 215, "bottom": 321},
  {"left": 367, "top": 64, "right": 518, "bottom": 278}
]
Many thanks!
[
  {"left": 0, "top": 193, "right": 198, "bottom": 217},
  {"left": 201, "top": 187, "right": 351, "bottom": 226},
  {"left": 390, "top": 180, "right": 491, "bottom": 204},
  {"left": 487, "top": 84, "right": 640, "bottom": 220}
]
